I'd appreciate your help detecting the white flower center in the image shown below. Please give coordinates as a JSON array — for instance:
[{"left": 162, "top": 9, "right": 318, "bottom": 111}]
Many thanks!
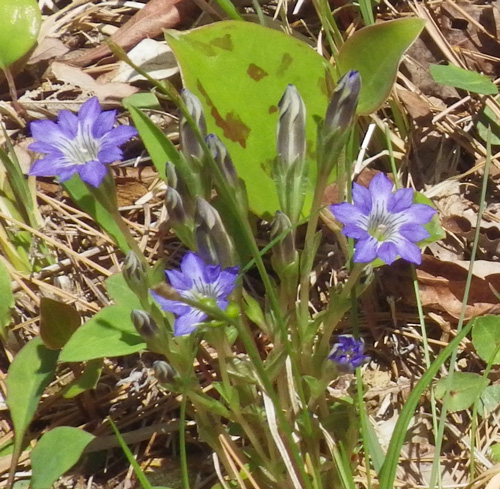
[
  {"left": 367, "top": 201, "right": 407, "bottom": 242},
  {"left": 62, "top": 128, "right": 100, "bottom": 165}
]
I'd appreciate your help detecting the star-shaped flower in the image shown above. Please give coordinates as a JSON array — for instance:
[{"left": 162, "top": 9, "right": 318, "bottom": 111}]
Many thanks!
[
  {"left": 150, "top": 252, "right": 238, "bottom": 337},
  {"left": 330, "top": 173, "right": 436, "bottom": 265},
  {"left": 328, "top": 335, "right": 369, "bottom": 373},
  {"left": 28, "top": 97, "right": 137, "bottom": 187}
]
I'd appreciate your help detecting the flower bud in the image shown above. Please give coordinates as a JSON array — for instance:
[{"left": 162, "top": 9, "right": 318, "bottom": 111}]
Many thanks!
[
  {"left": 131, "top": 309, "right": 158, "bottom": 339},
  {"left": 123, "top": 251, "right": 147, "bottom": 291},
  {"left": 276, "top": 85, "right": 306, "bottom": 170},
  {"left": 153, "top": 360, "right": 176, "bottom": 383},
  {"left": 165, "top": 161, "right": 178, "bottom": 189},
  {"left": 194, "top": 197, "right": 235, "bottom": 267},
  {"left": 324, "top": 70, "right": 361, "bottom": 137},
  {"left": 273, "top": 85, "right": 307, "bottom": 225},
  {"left": 206, "top": 134, "right": 238, "bottom": 187},
  {"left": 271, "top": 211, "right": 296, "bottom": 267},
  {"left": 180, "top": 89, "right": 207, "bottom": 166},
  {"left": 165, "top": 187, "right": 187, "bottom": 226}
]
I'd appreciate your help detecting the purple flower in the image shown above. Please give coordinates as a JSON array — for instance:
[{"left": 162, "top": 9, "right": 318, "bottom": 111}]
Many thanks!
[
  {"left": 150, "top": 252, "right": 238, "bottom": 337},
  {"left": 28, "top": 97, "right": 137, "bottom": 187},
  {"left": 329, "top": 173, "right": 436, "bottom": 265},
  {"left": 328, "top": 335, "right": 369, "bottom": 373}
]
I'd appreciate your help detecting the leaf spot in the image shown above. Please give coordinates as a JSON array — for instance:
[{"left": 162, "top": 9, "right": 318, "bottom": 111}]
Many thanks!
[
  {"left": 268, "top": 105, "right": 278, "bottom": 114},
  {"left": 211, "top": 34, "right": 233, "bottom": 51},
  {"left": 277, "top": 53, "right": 293, "bottom": 76},
  {"left": 197, "top": 81, "right": 250, "bottom": 148},
  {"left": 247, "top": 63, "right": 268, "bottom": 81}
]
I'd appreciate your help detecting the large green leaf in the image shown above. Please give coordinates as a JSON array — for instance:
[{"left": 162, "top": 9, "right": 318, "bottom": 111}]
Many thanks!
[
  {"left": 59, "top": 305, "right": 146, "bottom": 362},
  {"left": 0, "top": 0, "right": 41, "bottom": 69},
  {"left": 166, "top": 21, "right": 334, "bottom": 218},
  {"left": 337, "top": 18, "right": 425, "bottom": 114},
  {"left": 6, "top": 337, "right": 59, "bottom": 448},
  {"left": 31, "top": 427, "right": 94, "bottom": 489}
]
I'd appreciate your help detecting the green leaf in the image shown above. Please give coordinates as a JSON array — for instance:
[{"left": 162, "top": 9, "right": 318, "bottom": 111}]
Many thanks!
[
  {"left": 40, "top": 298, "right": 81, "bottom": 350},
  {"left": 435, "top": 372, "right": 489, "bottom": 412},
  {"left": 337, "top": 18, "right": 425, "bottom": 114},
  {"left": 125, "top": 104, "right": 183, "bottom": 181},
  {"left": 476, "top": 102, "right": 500, "bottom": 146},
  {"left": 478, "top": 385, "right": 500, "bottom": 417},
  {"left": 0, "top": 259, "right": 13, "bottom": 335},
  {"left": 414, "top": 191, "right": 445, "bottom": 245},
  {"left": 472, "top": 315, "right": 500, "bottom": 364},
  {"left": 489, "top": 443, "right": 500, "bottom": 463},
  {"left": 63, "top": 176, "right": 131, "bottom": 253},
  {"left": 6, "top": 337, "right": 59, "bottom": 448},
  {"left": 0, "top": 0, "right": 41, "bottom": 69},
  {"left": 166, "top": 21, "right": 334, "bottom": 217},
  {"left": 429, "top": 64, "right": 498, "bottom": 95},
  {"left": 105, "top": 272, "right": 143, "bottom": 308},
  {"left": 62, "top": 359, "right": 102, "bottom": 398},
  {"left": 59, "top": 305, "right": 146, "bottom": 362},
  {"left": 30, "top": 427, "right": 94, "bottom": 489}
]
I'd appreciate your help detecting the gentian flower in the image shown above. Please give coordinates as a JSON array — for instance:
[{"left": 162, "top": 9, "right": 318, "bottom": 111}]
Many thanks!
[
  {"left": 328, "top": 335, "right": 369, "bottom": 373},
  {"left": 28, "top": 97, "right": 137, "bottom": 187},
  {"left": 150, "top": 252, "right": 238, "bottom": 337},
  {"left": 329, "top": 173, "right": 436, "bottom": 265}
]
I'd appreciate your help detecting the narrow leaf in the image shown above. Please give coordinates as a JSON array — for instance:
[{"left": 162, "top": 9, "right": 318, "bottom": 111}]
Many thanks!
[
  {"left": 429, "top": 64, "right": 498, "bottom": 95},
  {"left": 0, "top": 260, "right": 13, "bottom": 335}
]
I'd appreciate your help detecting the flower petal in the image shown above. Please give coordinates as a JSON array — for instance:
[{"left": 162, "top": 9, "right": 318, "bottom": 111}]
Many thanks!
[
  {"left": 403, "top": 204, "right": 436, "bottom": 224},
  {"left": 57, "top": 110, "right": 79, "bottom": 138},
  {"left": 103, "top": 125, "right": 137, "bottom": 146},
  {"left": 377, "top": 241, "right": 398, "bottom": 265},
  {"left": 330, "top": 202, "right": 368, "bottom": 227},
  {"left": 77, "top": 160, "right": 107, "bottom": 187},
  {"left": 92, "top": 109, "right": 116, "bottom": 139},
  {"left": 30, "top": 120, "right": 68, "bottom": 145},
  {"left": 97, "top": 146, "right": 123, "bottom": 164},
  {"left": 395, "top": 239, "right": 422, "bottom": 264},
  {"left": 352, "top": 182, "right": 372, "bottom": 213},
  {"left": 388, "top": 188, "right": 413, "bottom": 213},
  {"left": 353, "top": 237, "right": 378, "bottom": 263},
  {"left": 174, "top": 309, "right": 206, "bottom": 336},
  {"left": 29, "top": 155, "right": 72, "bottom": 176},
  {"left": 180, "top": 252, "right": 206, "bottom": 280},
  {"left": 369, "top": 173, "right": 393, "bottom": 201},
  {"left": 342, "top": 223, "right": 368, "bottom": 240},
  {"left": 398, "top": 223, "right": 430, "bottom": 242},
  {"left": 165, "top": 269, "right": 193, "bottom": 291}
]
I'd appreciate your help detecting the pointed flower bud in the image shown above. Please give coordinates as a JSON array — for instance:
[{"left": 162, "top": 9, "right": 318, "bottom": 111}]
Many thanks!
[
  {"left": 328, "top": 335, "right": 369, "bottom": 373},
  {"left": 123, "top": 251, "right": 147, "bottom": 290},
  {"left": 180, "top": 89, "right": 207, "bottom": 166},
  {"left": 206, "top": 134, "right": 239, "bottom": 187},
  {"left": 324, "top": 70, "right": 361, "bottom": 138},
  {"left": 194, "top": 197, "right": 235, "bottom": 268},
  {"left": 270, "top": 211, "right": 297, "bottom": 271},
  {"left": 153, "top": 360, "right": 177, "bottom": 383},
  {"left": 276, "top": 85, "right": 306, "bottom": 170},
  {"left": 165, "top": 161, "right": 178, "bottom": 189},
  {"left": 165, "top": 187, "right": 187, "bottom": 226},
  {"left": 131, "top": 309, "right": 158, "bottom": 339},
  {"left": 273, "top": 85, "right": 307, "bottom": 225}
]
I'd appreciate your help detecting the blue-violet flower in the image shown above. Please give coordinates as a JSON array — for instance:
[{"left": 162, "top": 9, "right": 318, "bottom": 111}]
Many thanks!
[
  {"left": 150, "top": 252, "right": 238, "bottom": 337},
  {"left": 328, "top": 335, "right": 369, "bottom": 373},
  {"left": 28, "top": 97, "right": 137, "bottom": 187},
  {"left": 329, "top": 173, "right": 436, "bottom": 265}
]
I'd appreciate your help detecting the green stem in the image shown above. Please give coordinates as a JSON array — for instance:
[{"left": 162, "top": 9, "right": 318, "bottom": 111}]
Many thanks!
[{"left": 179, "top": 391, "right": 190, "bottom": 489}]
